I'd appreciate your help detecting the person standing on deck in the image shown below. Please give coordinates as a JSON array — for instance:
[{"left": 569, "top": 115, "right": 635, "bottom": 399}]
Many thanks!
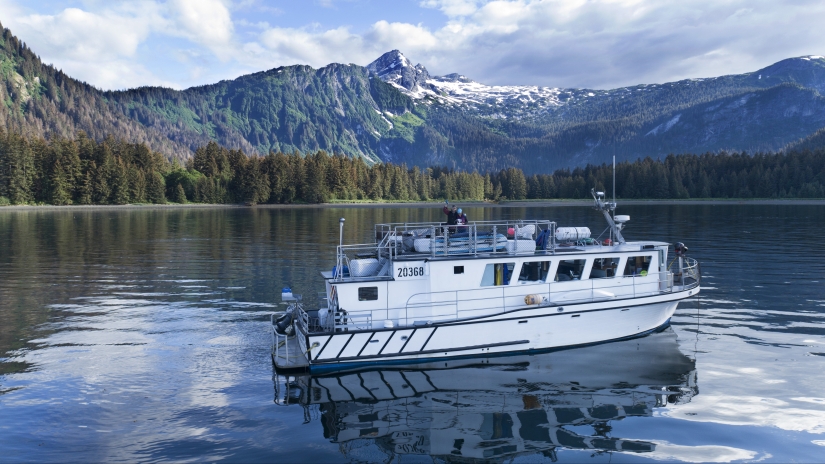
[
  {"left": 456, "top": 208, "right": 468, "bottom": 225},
  {"left": 443, "top": 201, "right": 459, "bottom": 226}
]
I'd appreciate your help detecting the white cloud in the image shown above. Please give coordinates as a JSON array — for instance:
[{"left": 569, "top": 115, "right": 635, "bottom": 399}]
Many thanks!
[
  {"left": 168, "top": 0, "right": 235, "bottom": 59},
  {"left": 2, "top": 0, "right": 825, "bottom": 90},
  {"left": 252, "top": 21, "right": 439, "bottom": 71},
  {"left": 421, "top": 0, "right": 482, "bottom": 17},
  {"left": 13, "top": 5, "right": 160, "bottom": 62},
  {"left": 244, "top": 0, "right": 825, "bottom": 89}
]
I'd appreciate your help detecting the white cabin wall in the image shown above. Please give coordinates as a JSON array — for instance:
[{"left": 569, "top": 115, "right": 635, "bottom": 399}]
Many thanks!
[
  {"left": 336, "top": 281, "right": 388, "bottom": 313},
  {"left": 429, "top": 260, "right": 488, "bottom": 293},
  {"left": 328, "top": 249, "right": 672, "bottom": 327}
]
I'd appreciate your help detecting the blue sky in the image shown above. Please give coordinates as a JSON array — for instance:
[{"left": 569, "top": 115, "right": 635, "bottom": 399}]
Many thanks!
[{"left": 1, "top": 0, "right": 823, "bottom": 91}]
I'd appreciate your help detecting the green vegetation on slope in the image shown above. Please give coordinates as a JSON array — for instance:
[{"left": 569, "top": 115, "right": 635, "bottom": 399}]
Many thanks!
[
  {"left": 0, "top": 21, "right": 824, "bottom": 177},
  {"left": 2, "top": 131, "right": 824, "bottom": 207}
]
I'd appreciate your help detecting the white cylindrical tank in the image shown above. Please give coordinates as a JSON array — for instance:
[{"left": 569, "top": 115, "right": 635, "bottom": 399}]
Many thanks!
[
  {"left": 555, "top": 227, "right": 591, "bottom": 241},
  {"left": 349, "top": 258, "right": 379, "bottom": 277},
  {"left": 614, "top": 215, "right": 630, "bottom": 223}
]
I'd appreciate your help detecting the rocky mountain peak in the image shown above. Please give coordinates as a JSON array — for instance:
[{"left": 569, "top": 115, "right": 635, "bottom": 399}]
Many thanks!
[{"left": 366, "top": 50, "right": 435, "bottom": 95}]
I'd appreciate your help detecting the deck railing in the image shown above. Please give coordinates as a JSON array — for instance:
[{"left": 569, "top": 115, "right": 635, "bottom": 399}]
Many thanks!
[
  {"left": 332, "top": 219, "right": 557, "bottom": 282},
  {"left": 329, "top": 258, "right": 700, "bottom": 329},
  {"left": 271, "top": 303, "right": 310, "bottom": 367}
]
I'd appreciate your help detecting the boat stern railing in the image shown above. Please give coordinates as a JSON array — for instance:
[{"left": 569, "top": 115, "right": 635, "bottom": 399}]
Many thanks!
[{"left": 271, "top": 302, "right": 310, "bottom": 369}]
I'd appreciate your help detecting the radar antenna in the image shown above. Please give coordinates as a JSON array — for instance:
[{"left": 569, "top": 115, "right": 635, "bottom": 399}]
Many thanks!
[{"left": 592, "top": 156, "right": 628, "bottom": 244}]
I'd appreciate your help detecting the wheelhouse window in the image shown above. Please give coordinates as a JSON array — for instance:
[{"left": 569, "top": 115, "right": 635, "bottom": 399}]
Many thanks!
[
  {"left": 518, "top": 261, "right": 552, "bottom": 283},
  {"left": 481, "top": 263, "right": 515, "bottom": 286},
  {"left": 624, "top": 256, "right": 652, "bottom": 276},
  {"left": 358, "top": 287, "right": 378, "bottom": 301},
  {"left": 554, "top": 259, "right": 586, "bottom": 281},
  {"left": 589, "top": 257, "right": 620, "bottom": 279}
]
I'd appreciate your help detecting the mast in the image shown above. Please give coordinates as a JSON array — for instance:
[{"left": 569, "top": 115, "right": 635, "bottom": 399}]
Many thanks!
[
  {"left": 613, "top": 155, "right": 616, "bottom": 213},
  {"left": 591, "top": 189, "right": 625, "bottom": 244}
]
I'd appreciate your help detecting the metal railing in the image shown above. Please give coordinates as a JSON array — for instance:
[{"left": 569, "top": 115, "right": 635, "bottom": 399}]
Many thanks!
[
  {"left": 271, "top": 303, "right": 310, "bottom": 367},
  {"left": 333, "top": 311, "right": 372, "bottom": 332},
  {"left": 332, "top": 219, "right": 557, "bottom": 282},
  {"left": 328, "top": 258, "right": 700, "bottom": 329}
]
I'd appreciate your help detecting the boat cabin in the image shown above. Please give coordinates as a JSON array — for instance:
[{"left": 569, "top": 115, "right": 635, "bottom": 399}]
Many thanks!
[{"left": 319, "top": 219, "right": 678, "bottom": 332}]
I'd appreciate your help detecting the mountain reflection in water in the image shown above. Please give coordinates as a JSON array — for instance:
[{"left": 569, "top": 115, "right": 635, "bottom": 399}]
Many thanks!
[{"left": 275, "top": 329, "right": 696, "bottom": 461}]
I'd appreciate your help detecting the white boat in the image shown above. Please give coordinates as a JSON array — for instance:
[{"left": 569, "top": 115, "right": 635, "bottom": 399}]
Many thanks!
[
  {"left": 272, "top": 189, "right": 700, "bottom": 372},
  {"left": 274, "top": 329, "right": 697, "bottom": 460}
]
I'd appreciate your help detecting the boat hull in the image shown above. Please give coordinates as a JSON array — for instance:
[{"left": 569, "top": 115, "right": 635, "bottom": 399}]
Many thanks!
[{"left": 289, "top": 287, "right": 698, "bottom": 373}]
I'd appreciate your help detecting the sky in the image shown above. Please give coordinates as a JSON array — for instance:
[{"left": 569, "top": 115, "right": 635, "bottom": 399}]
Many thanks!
[{"left": 0, "top": 0, "right": 824, "bottom": 91}]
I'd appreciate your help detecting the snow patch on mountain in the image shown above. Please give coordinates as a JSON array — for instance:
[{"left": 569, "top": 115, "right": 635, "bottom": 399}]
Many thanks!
[
  {"left": 647, "top": 114, "right": 682, "bottom": 136},
  {"left": 366, "top": 50, "right": 573, "bottom": 117}
]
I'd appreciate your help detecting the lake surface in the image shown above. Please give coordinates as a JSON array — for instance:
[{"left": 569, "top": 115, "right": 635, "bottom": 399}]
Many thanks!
[{"left": 1, "top": 204, "right": 824, "bottom": 462}]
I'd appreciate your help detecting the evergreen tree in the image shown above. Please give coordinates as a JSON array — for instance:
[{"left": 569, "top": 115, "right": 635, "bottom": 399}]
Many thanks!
[
  {"left": 173, "top": 183, "right": 187, "bottom": 203},
  {"left": 147, "top": 171, "right": 166, "bottom": 204}
]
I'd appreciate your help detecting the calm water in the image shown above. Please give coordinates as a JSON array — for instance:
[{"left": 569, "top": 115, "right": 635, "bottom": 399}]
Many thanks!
[{"left": 1, "top": 204, "right": 824, "bottom": 462}]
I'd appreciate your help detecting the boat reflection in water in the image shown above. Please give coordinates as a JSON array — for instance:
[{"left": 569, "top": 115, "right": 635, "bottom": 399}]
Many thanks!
[{"left": 274, "top": 328, "right": 697, "bottom": 461}]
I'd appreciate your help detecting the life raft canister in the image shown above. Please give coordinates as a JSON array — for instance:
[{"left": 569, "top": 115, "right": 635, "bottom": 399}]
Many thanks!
[{"left": 524, "top": 294, "right": 542, "bottom": 305}]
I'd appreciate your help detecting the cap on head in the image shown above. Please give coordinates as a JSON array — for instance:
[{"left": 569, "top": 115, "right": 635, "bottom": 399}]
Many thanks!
[{"left": 457, "top": 208, "right": 462, "bottom": 214}]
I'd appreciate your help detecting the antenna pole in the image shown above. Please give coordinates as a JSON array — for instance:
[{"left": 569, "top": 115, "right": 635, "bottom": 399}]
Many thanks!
[
  {"left": 336, "top": 218, "right": 345, "bottom": 278},
  {"left": 612, "top": 155, "right": 616, "bottom": 216}
]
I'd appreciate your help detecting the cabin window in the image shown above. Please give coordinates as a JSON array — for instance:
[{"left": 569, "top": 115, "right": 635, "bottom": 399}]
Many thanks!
[
  {"left": 624, "top": 256, "right": 652, "bottom": 276},
  {"left": 358, "top": 287, "right": 378, "bottom": 301},
  {"left": 454, "top": 266, "right": 464, "bottom": 274},
  {"left": 481, "top": 263, "right": 515, "bottom": 286},
  {"left": 589, "top": 257, "right": 620, "bottom": 279},
  {"left": 554, "top": 259, "right": 586, "bottom": 281},
  {"left": 518, "top": 261, "right": 552, "bottom": 283}
]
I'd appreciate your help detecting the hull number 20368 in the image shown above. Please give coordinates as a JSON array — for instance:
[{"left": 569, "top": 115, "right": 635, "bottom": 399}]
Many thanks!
[{"left": 394, "top": 262, "right": 428, "bottom": 280}]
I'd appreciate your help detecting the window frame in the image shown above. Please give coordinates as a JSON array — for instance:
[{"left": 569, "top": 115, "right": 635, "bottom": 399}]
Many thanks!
[
  {"left": 358, "top": 286, "right": 379, "bottom": 301},
  {"left": 623, "top": 255, "right": 654, "bottom": 277},
  {"left": 517, "top": 260, "right": 553, "bottom": 283},
  {"left": 589, "top": 256, "right": 621, "bottom": 279},
  {"left": 553, "top": 258, "right": 588, "bottom": 281}
]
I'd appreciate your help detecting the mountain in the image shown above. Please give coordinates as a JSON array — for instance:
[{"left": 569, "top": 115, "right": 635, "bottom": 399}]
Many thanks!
[
  {"left": 0, "top": 25, "right": 192, "bottom": 162},
  {"left": 103, "top": 64, "right": 420, "bottom": 164},
  {"left": 0, "top": 23, "right": 420, "bottom": 164},
  {"left": 366, "top": 51, "right": 825, "bottom": 169},
  {"left": 0, "top": 19, "right": 824, "bottom": 174}
]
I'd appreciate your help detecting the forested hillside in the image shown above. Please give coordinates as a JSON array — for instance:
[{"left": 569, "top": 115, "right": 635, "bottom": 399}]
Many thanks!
[
  {"left": 2, "top": 130, "right": 823, "bottom": 207},
  {"left": 0, "top": 23, "right": 192, "bottom": 162},
  {"left": 104, "top": 64, "right": 422, "bottom": 164}
]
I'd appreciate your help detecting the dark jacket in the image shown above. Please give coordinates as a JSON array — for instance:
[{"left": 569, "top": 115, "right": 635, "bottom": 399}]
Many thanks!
[{"left": 443, "top": 206, "right": 458, "bottom": 225}]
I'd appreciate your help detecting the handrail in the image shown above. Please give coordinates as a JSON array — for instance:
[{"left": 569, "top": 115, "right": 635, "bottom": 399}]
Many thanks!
[
  {"left": 325, "top": 258, "right": 700, "bottom": 332},
  {"left": 397, "top": 271, "right": 685, "bottom": 327},
  {"left": 332, "top": 219, "right": 558, "bottom": 281}
]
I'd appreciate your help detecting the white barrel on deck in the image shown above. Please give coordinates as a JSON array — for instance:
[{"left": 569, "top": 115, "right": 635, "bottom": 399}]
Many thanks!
[
  {"left": 507, "top": 239, "right": 535, "bottom": 253},
  {"left": 349, "top": 258, "right": 380, "bottom": 277},
  {"left": 555, "top": 227, "right": 591, "bottom": 241}
]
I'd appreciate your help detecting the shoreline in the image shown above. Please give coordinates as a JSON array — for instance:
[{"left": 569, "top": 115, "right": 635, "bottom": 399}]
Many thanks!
[{"left": 1, "top": 198, "right": 825, "bottom": 212}]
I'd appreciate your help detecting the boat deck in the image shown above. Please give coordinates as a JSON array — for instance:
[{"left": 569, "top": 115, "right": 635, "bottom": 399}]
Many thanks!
[{"left": 272, "top": 334, "right": 310, "bottom": 372}]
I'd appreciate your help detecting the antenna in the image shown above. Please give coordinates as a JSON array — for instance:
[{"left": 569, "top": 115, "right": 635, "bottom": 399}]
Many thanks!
[{"left": 612, "top": 155, "right": 616, "bottom": 217}]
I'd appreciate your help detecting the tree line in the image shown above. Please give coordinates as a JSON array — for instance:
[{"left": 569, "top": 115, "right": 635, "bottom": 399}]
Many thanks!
[{"left": 1, "top": 131, "right": 824, "bottom": 206}]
